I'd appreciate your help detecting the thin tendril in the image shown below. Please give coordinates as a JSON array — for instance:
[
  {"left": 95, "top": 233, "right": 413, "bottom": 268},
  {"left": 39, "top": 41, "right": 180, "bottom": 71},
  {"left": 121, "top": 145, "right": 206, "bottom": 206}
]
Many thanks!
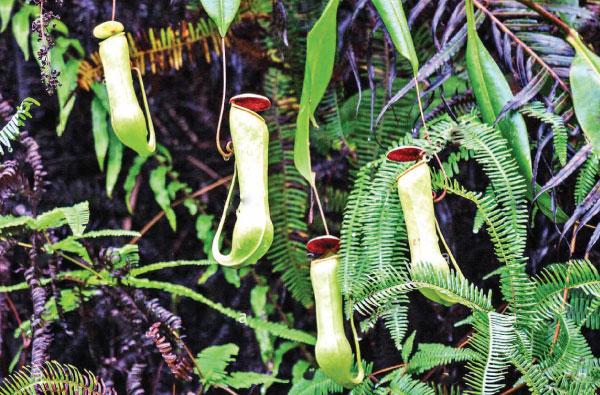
[
  {"left": 216, "top": 37, "right": 233, "bottom": 161},
  {"left": 435, "top": 217, "right": 463, "bottom": 276},
  {"left": 415, "top": 76, "right": 449, "bottom": 200},
  {"left": 112, "top": 0, "right": 116, "bottom": 21},
  {"left": 349, "top": 300, "right": 365, "bottom": 385},
  {"left": 312, "top": 183, "right": 330, "bottom": 235}
]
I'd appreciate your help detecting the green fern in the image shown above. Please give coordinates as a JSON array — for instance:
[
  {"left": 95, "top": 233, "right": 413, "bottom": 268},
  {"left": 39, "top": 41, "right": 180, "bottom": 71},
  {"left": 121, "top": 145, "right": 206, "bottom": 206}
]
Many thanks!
[
  {"left": 339, "top": 159, "right": 379, "bottom": 297},
  {"left": 343, "top": 83, "right": 418, "bottom": 170},
  {"left": 508, "top": 329, "right": 549, "bottom": 395},
  {"left": 130, "top": 259, "right": 212, "bottom": 277},
  {"left": 0, "top": 97, "right": 39, "bottom": 155},
  {"left": 380, "top": 299, "right": 410, "bottom": 351},
  {"left": 574, "top": 154, "right": 599, "bottom": 205},
  {"left": 567, "top": 290, "right": 600, "bottom": 330},
  {"left": 465, "top": 312, "right": 516, "bottom": 395},
  {"left": 195, "top": 343, "right": 284, "bottom": 390},
  {"left": 123, "top": 277, "right": 316, "bottom": 345},
  {"left": 0, "top": 201, "right": 90, "bottom": 236},
  {"left": 264, "top": 67, "right": 313, "bottom": 307},
  {"left": 354, "top": 264, "right": 493, "bottom": 316},
  {"left": 0, "top": 360, "right": 114, "bottom": 394},
  {"left": 407, "top": 343, "right": 478, "bottom": 374},
  {"left": 382, "top": 371, "right": 436, "bottom": 395},
  {"left": 520, "top": 101, "right": 568, "bottom": 166},
  {"left": 534, "top": 260, "right": 600, "bottom": 320},
  {"left": 360, "top": 159, "right": 411, "bottom": 296},
  {"left": 452, "top": 116, "right": 536, "bottom": 327},
  {"left": 289, "top": 368, "right": 344, "bottom": 395},
  {"left": 540, "top": 315, "right": 594, "bottom": 382}
]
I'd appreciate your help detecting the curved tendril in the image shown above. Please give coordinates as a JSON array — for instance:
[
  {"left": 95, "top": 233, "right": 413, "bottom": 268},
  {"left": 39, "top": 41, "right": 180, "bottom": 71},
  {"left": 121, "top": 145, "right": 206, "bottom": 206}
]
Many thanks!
[
  {"left": 349, "top": 300, "right": 365, "bottom": 385},
  {"left": 132, "top": 67, "right": 156, "bottom": 153},
  {"left": 216, "top": 37, "right": 233, "bottom": 161}
]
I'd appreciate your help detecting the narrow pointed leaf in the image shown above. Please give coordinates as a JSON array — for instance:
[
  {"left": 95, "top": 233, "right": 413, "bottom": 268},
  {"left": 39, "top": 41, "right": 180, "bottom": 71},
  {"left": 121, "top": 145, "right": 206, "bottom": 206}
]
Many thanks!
[
  {"left": 465, "top": 0, "right": 566, "bottom": 222},
  {"left": 372, "top": 0, "right": 418, "bottom": 74},
  {"left": 294, "top": 0, "right": 341, "bottom": 183},
  {"left": 568, "top": 33, "right": 600, "bottom": 154},
  {"left": 0, "top": 0, "right": 15, "bottom": 32}
]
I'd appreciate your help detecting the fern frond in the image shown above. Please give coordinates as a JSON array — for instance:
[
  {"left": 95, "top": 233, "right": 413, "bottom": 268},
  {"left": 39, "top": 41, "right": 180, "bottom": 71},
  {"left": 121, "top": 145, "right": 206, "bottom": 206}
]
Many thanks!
[
  {"left": 123, "top": 277, "right": 316, "bottom": 345},
  {"left": 385, "top": 372, "right": 436, "bottom": 395},
  {"left": 339, "top": 159, "right": 379, "bottom": 297},
  {"left": 452, "top": 116, "right": 535, "bottom": 327},
  {"left": 508, "top": 330, "right": 549, "bottom": 395},
  {"left": 439, "top": 179, "right": 536, "bottom": 328},
  {"left": 574, "top": 154, "right": 599, "bottom": 205},
  {"left": 381, "top": 299, "right": 409, "bottom": 351},
  {"left": 359, "top": 159, "right": 410, "bottom": 297},
  {"left": 541, "top": 315, "right": 593, "bottom": 381},
  {"left": 196, "top": 343, "right": 237, "bottom": 386},
  {"left": 407, "top": 343, "right": 478, "bottom": 374},
  {"left": 465, "top": 312, "right": 516, "bottom": 395},
  {"left": 77, "top": 229, "right": 141, "bottom": 239},
  {"left": 0, "top": 360, "right": 114, "bottom": 394},
  {"left": 130, "top": 260, "right": 212, "bottom": 277},
  {"left": 520, "top": 101, "right": 568, "bottom": 166},
  {"left": 354, "top": 265, "right": 493, "bottom": 316},
  {"left": 456, "top": 116, "right": 528, "bottom": 238},
  {"left": 534, "top": 260, "right": 600, "bottom": 319},
  {"left": 289, "top": 369, "right": 344, "bottom": 395},
  {"left": 0, "top": 97, "right": 39, "bottom": 156},
  {"left": 567, "top": 290, "right": 600, "bottom": 330},
  {"left": 264, "top": 67, "right": 313, "bottom": 307},
  {"left": 410, "top": 266, "right": 494, "bottom": 312},
  {"left": 312, "top": 88, "right": 350, "bottom": 154}
]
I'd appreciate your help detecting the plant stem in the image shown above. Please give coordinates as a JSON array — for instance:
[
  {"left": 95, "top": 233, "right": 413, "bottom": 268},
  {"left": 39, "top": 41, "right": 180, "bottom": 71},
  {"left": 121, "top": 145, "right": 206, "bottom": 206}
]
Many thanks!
[
  {"left": 312, "top": 184, "right": 330, "bottom": 235},
  {"left": 513, "top": 0, "right": 571, "bottom": 35},
  {"left": 473, "top": 0, "right": 569, "bottom": 92},
  {"left": 130, "top": 175, "right": 232, "bottom": 243},
  {"left": 499, "top": 383, "right": 526, "bottom": 395}
]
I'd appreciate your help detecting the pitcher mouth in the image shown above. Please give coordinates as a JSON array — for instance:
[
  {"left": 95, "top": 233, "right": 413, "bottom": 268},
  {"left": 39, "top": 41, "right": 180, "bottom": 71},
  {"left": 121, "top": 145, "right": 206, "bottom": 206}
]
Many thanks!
[
  {"left": 230, "top": 94, "right": 271, "bottom": 112},
  {"left": 307, "top": 235, "right": 341, "bottom": 256},
  {"left": 386, "top": 146, "right": 425, "bottom": 163}
]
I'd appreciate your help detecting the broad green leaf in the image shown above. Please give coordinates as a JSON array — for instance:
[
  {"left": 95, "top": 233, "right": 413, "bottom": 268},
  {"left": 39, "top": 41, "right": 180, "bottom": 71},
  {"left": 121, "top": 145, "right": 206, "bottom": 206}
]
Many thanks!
[
  {"left": 371, "top": 0, "right": 418, "bottom": 74},
  {"left": 465, "top": 0, "right": 565, "bottom": 222},
  {"left": 55, "top": 58, "right": 80, "bottom": 136},
  {"left": 0, "top": 0, "right": 15, "bottom": 32},
  {"left": 149, "top": 165, "right": 177, "bottom": 231},
  {"left": 106, "top": 127, "right": 123, "bottom": 198},
  {"left": 11, "top": 5, "right": 34, "bottom": 60},
  {"left": 568, "top": 33, "right": 600, "bottom": 155},
  {"left": 199, "top": 0, "right": 241, "bottom": 37},
  {"left": 222, "top": 266, "right": 241, "bottom": 288},
  {"left": 465, "top": 1, "right": 531, "bottom": 183},
  {"left": 91, "top": 90, "right": 109, "bottom": 171},
  {"left": 293, "top": 0, "right": 341, "bottom": 183},
  {"left": 123, "top": 155, "right": 148, "bottom": 213}
]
